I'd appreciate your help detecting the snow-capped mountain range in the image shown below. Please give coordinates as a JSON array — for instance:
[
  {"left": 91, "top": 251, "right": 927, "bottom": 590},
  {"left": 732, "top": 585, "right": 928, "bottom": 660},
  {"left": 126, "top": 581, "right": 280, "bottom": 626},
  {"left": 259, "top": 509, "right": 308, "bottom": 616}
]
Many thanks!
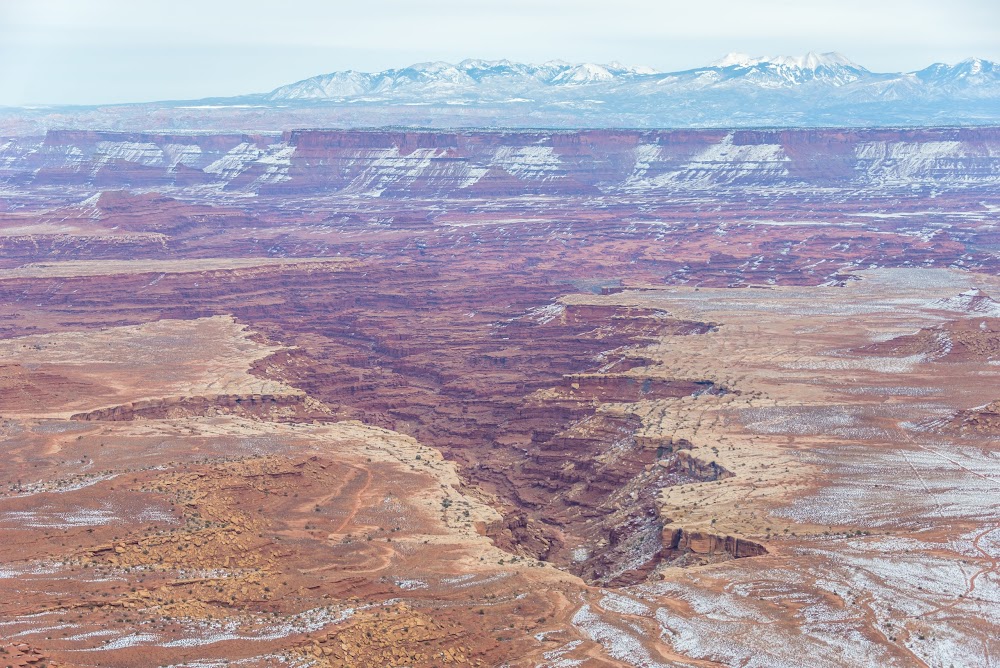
[
  {"left": 264, "top": 52, "right": 998, "bottom": 102},
  {"left": 2, "top": 53, "right": 998, "bottom": 134},
  {"left": 264, "top": 59, "right": 676, "bottom": 100}
]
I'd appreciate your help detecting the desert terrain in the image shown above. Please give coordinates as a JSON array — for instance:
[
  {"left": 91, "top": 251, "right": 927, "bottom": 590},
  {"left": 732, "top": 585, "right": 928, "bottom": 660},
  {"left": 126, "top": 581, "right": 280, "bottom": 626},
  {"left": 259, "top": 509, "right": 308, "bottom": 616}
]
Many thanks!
[{"left": 0, "top": 128, "right": 997, "bottom": 667}]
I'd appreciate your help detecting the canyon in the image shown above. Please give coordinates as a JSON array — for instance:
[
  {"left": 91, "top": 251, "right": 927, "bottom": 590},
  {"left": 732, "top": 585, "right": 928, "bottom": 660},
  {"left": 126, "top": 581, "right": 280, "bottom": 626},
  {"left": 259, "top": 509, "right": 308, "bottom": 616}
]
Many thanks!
[{"left": 0, "top": 127, "right": 998, "bottom": 667}]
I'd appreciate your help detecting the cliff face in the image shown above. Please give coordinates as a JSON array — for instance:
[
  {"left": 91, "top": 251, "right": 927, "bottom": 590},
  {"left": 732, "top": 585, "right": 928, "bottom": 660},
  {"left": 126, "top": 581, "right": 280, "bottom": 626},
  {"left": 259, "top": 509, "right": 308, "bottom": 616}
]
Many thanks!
[
  {"left": 662, "top": 527, "right": 767, "bottom": 560},
  {"left": 3, "top": 127, "right": 999, "bottom": 195}
]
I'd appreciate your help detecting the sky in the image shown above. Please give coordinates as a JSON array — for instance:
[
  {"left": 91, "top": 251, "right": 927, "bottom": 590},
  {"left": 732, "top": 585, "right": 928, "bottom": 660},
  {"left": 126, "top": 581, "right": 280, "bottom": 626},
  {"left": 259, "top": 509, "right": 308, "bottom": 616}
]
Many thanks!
[{"left": 1, "top": 0, "right": 997, "bottom": 106}]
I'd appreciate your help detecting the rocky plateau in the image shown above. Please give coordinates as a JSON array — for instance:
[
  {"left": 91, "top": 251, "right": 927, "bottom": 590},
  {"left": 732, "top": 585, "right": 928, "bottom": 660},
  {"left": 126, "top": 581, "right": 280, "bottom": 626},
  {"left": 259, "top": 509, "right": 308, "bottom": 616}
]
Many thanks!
[{"left": 0, "top": 128, "right": 998, "bottom": 667}]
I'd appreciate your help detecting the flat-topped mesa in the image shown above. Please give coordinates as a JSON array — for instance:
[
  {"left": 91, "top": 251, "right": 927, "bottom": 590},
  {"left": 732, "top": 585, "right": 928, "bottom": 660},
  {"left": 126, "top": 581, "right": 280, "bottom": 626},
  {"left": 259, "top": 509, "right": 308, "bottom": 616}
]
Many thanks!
[
  {"left": 5, "top": 127, "right": 1000, "bottom": 195},
  {"left": 559, "top": 303, "right": 718, "bottom": 335},
  {"left": 236, "top": 126, "right": 1000, "bottom": 195}
]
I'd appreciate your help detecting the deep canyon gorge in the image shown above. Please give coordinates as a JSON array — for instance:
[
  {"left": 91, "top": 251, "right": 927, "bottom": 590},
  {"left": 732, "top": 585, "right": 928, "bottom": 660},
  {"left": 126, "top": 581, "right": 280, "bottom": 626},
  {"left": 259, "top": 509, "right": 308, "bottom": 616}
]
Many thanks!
[{"left": 0, "top": 128, "right": 998, "bottom": 667}]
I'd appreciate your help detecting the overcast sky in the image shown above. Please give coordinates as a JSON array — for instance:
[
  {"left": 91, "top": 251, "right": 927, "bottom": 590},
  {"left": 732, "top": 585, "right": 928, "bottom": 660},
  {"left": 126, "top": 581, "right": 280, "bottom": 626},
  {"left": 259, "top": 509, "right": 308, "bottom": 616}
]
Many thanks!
[{"left": 1, "top": 0, "right": 997, "bottom": 106}]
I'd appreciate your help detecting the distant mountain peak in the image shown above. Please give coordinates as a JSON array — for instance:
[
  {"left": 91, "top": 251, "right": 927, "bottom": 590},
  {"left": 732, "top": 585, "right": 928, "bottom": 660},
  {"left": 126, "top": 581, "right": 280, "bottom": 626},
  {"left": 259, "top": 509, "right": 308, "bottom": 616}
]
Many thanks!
[
  {"left": 712, "top": 52, "right": 756, "bottom": 68},
  {"left": 252, "top": 55, "right": 1000, "bottom": 127},
  {"left": 552, "top": 63, "right": 616, "bottom": 84},
  {"left": 712, "top": 51, "right": 865, "bottom": 70},
  {"left": 606, "top": 61, "right": 659, "bottom": 75},
  {"left": 914, "top": 57, "right": 1000, "bottom": 86},
  {"left": 458, "top": 58, "right": 515, "bottom": 69}
]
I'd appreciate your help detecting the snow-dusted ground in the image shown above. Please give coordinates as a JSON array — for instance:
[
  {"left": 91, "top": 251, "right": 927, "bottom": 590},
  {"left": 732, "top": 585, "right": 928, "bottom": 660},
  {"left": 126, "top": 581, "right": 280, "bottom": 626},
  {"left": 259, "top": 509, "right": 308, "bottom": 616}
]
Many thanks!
[
  {"left": 551, "top": 268, "right": 1000, "bottom": 667},
  {"left": 15, "top": 603, "right": 359, "bottom": 654}
]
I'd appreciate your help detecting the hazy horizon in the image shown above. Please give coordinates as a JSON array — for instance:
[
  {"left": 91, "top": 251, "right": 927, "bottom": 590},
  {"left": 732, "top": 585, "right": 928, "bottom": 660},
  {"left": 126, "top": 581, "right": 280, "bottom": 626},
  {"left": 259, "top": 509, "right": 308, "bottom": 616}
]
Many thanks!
[{"left": 2, "top": 0, "right": 998, "bottom": 106}]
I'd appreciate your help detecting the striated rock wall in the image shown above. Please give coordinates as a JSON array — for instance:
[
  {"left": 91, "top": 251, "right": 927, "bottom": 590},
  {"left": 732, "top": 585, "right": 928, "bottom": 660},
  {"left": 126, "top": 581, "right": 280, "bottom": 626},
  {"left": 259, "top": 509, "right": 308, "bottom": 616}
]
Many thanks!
[{"left": 4, "top": 127, "right": 1000, "bottom": 195}]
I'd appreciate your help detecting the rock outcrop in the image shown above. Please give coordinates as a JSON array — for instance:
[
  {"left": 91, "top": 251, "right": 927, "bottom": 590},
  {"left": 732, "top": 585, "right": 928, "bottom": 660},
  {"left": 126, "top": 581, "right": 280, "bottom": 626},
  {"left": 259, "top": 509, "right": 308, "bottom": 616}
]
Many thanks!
[
  {"left": 70, "top": 392, "right": 310, "bottom": 421},
  {"left": 662, "top": 526, "right": 767, "bottom": 560}
]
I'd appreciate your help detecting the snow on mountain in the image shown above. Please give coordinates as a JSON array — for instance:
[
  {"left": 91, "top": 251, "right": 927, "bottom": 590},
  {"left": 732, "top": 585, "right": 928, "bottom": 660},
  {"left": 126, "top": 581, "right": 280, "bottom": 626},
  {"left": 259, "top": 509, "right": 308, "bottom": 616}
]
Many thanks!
[
  {"left": 607, "top": 61, "right": 659, "bottom": 75},
  {"left": 768, "top": 52, "right": 861, "bottom": 70},
  {"left": 696, "top": 51, "right": 870, "bottom": 88},
  {"left": 264, "top": 52, "right": 984, "bottom": 105},
  {"left": 711, "top": 53, "right": 757, "bottom": 68},
  {"left": 3, "top": 54, "right": 998, "bottom": 133},
  {"left": 712, "top": 51, "right": 862, "bottom": 70},
  {"left": 265, "top": 59, "right": 665, "bottom": 100},
  {"left": 552, "top": 63, "right": 617, "bottom": 84},
  {"left": 269, "top": 71, "right": 374, "bottom": 100},
  {"left": 913, "top": 58, "right": 1000, "bottom": 96},
  {"left": 917, "top": 58, "right": 999, "bottom": 82}
]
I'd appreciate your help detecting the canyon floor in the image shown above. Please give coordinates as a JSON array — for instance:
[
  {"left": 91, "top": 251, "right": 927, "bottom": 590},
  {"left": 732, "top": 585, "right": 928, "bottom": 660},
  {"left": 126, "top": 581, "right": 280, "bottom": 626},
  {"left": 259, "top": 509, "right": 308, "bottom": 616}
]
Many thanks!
[{"left": 0, "top": 129, "right": 998, "bottom": 667}]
